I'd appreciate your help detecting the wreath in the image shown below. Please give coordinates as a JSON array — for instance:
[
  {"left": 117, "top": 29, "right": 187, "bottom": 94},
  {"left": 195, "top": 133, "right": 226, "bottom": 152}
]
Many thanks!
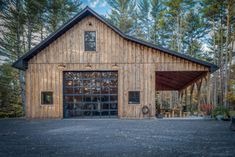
[{"left": 142, "top": 106, "right": 149, "bottom": 115}]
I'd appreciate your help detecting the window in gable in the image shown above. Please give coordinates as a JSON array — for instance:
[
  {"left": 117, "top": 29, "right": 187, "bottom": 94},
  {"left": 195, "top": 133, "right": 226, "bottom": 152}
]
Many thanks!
[{"left": 84, "top": 31, "right": 96, "bottom": 51}]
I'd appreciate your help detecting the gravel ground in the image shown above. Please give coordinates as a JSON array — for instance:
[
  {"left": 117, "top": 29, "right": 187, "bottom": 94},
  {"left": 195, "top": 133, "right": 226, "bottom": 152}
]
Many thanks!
[{"left": 0, "top": 118, "right": 234, "bottom": 157}]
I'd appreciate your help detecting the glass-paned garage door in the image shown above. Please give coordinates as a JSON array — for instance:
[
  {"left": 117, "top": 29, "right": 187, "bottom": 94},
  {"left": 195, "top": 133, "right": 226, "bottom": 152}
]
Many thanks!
[{"left": 63, "top": 71, "right": 118, "bottom": 118}]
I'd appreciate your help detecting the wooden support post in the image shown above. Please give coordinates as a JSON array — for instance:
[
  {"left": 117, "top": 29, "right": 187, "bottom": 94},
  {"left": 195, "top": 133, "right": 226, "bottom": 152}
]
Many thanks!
[
  {"left": 196, "top": 79, "right": 203, "bottom": 112},
  {"left": 185, "top": 87, "right": 188, "bottom": 109},
  {"left": 206, "top": 72, "right": 211, "bottom": 104},
  {"left": 189, "top": 84, "right": 195, "bottom": 112}
]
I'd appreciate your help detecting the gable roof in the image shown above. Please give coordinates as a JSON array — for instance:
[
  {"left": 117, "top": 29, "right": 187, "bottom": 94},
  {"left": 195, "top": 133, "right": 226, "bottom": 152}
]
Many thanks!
[{"left": 12, "top": 6, "right": 218, "bottom": 72}]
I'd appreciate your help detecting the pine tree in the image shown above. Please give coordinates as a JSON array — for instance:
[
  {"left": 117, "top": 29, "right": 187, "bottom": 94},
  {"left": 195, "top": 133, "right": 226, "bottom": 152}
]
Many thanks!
[
  {"left": 24, "top": 0, "right": 48, "bottom": 50},
  {"left": 106, "top": 0, "right": 136, "bottom": 34},
  {"left": 163, "top": 0, "right": 185, "bottom": 51},
  {"left": 0, "top": 0, "right": 26, "bottom": 113},
  {"left": 46, "top": 0, "right": 82, "bottom": 32},
  {"left": 149, "top": 0, "right": 162, "bottom": 44},
  {"left": 0, "top": 62, "right": 22, "bottom": 117},
  {"left": 0, "top": 0, "right": 83, "bottom": 117},
  {"left": 183, "top": 9, "right": 208, "bottom": 56},
  {"left": 201, "top": 0, "right": 227, "bottom": 107},
  {"left": 137, "top": 0, "right": 150, "bottom": 41}
]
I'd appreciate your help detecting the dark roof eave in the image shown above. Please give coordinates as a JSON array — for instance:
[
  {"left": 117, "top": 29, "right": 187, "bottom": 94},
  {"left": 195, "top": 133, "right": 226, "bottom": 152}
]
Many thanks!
[
  {"left": 12, "top": 59, "right": 27, "bottom": 70},
  {"left": 12, "top": 6, "right": 218, "bottom": 73}
]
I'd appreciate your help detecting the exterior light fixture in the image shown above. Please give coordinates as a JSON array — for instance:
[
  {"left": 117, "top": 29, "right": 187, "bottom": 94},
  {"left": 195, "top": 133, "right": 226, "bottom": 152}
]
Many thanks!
[
  {"left": 57, "top": 64, "right": 66, "bottom": 70},
  {"left": 85, "top": 64, "right": 92, "bottom": 69},
  {"left": 112, "top": 63, "right": 118, "bottom": 69}
]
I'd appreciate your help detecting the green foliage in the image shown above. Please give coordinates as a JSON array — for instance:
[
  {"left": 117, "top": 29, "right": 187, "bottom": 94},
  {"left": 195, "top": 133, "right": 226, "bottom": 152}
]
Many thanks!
[
  {"left": 201, "top": 0, "right": 226, "bottom": 21},
  {"left": 0, "top": 63, "right": 23, "bottom": 118},
  {"left": 47, "top": 0, "right": 82, "bottom": 32},
  {"left": 136, "top": 0, "right": 150, "bottom": 40},
  {"left": 0, "top": 0, "right": 82, "bottom": 117},
  {"left": 212, "top": 105, "right": 230, "bottom": 118},
  {"left": 183, "top": 9, "right": 208, "bottom": 56},
  {"left": 0, "top": 104, "right": 23, "bottom": 118},
  {"left": 0, "top": 0, "right": 234, "bottom": 118},
  {"left": 106, "top": 0, "right": 136, "bottom": 34}
]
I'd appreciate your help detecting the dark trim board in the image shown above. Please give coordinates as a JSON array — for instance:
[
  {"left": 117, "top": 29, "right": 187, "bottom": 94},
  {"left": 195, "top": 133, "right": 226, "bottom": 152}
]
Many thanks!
[{"left": 12, "top": 6, "right": 218, "bottom": 72}]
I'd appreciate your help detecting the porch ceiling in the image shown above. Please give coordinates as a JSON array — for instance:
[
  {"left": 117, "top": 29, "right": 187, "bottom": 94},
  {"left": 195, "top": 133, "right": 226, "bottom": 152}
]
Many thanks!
[{"left": 155, "top": 71, "right": 208, "bottom": 91}]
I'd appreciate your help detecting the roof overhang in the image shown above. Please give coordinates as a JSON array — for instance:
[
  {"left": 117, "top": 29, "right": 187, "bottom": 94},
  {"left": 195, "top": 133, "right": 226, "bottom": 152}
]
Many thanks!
[
  {"left": 156, "top": 71, "right": 207, "bottom": 91},
  {"left": 12, "top": 6, "right": 218, "bottom": 73}
]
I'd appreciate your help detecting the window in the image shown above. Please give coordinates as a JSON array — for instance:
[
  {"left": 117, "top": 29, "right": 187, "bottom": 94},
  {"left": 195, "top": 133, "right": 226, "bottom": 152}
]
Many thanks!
[
  {"left": 128, "top": 91, "right": 140, "bottom": 104},
  {"left": 41, "top": 91, "right": 53, "bottom": 105},
  {"left": 84, "top": 31, "right": 96, "bottom": 51}
]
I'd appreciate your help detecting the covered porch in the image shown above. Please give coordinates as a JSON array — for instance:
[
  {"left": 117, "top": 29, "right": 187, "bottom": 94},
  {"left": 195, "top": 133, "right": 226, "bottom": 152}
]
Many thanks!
[{"left": 155, "top": 70, "right": 211, "bottom": 118}]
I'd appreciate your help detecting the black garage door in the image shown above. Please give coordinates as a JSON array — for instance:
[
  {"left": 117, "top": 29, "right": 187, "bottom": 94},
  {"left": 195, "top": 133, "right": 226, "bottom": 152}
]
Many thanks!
[{"left": 63, "top": 71, "right": 118, "bottom": 118}]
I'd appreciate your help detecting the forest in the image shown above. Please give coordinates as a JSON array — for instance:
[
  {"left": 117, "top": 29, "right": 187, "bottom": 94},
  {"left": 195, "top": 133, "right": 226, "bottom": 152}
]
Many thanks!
[{"left": 0, "top": 0, "right": 235, "bottom": 117}]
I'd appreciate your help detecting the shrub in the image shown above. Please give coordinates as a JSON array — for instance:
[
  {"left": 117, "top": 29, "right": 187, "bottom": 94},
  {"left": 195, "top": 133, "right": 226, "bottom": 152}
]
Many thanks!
[
  {"left": 0, "top": 103, "right": 23, "bottom": 118},
  {"left": 212, "top": 105, "right": 230, "bottom": 118},
  {"left": 0, "top": 112, "right": 10, "bottom": 118}
]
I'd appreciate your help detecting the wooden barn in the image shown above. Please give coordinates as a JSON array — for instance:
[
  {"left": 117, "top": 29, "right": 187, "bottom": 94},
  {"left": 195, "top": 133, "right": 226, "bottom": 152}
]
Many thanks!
[{"left": 13, "top": 7, "right": 218, "bottom": 119}]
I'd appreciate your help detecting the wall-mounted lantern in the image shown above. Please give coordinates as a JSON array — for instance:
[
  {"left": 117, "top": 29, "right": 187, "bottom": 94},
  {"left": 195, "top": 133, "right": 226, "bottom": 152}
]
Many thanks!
[{"left": 57, "top": 64, "right": 66, "bottom": 70}]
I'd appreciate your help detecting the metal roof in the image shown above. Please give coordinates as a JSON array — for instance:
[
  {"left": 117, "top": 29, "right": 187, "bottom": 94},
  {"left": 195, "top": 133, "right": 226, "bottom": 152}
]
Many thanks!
[{"left": 12, "top": 6, "right": 218, "bottom": 72}]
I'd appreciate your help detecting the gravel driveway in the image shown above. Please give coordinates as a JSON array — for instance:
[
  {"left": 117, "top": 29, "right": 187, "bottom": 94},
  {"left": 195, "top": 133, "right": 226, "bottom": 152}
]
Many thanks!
[{"left": 0, "top": 118, "right": 234, "bottom": 157}]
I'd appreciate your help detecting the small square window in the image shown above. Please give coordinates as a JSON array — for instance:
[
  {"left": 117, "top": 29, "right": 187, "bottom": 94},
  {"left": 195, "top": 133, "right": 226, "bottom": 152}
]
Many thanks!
[
  {"left": 41, "top": 92, "right": 53, "bottom": 105},
  {"left": 128, "top": 91, "right": 140, "bottom": 104},
  {"left": 84, "top": 31, "right": 96, "bottom": 51}
]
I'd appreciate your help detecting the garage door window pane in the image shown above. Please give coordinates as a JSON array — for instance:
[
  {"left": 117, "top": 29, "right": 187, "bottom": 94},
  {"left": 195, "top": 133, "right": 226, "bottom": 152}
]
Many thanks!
[
  {"left": 110, "top": 103, "right": 117, "bottom": 109},
  {"left": 63, "top": 71, "right": 118, "bottom": 118},
  {"left": 102, "top": 103, "right": 109, "bottom": 110}
]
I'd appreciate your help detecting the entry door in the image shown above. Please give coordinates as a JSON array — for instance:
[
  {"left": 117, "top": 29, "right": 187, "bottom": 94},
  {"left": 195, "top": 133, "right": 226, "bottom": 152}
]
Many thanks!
[{"left": 63, "top": 71, "right": 118, "bottom": 118}]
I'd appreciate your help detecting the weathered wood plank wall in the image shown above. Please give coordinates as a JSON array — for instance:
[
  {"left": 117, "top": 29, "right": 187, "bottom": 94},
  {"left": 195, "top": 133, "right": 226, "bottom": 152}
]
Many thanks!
[{"left": 25, "top": 16, "right": 209, "bottom": 118}]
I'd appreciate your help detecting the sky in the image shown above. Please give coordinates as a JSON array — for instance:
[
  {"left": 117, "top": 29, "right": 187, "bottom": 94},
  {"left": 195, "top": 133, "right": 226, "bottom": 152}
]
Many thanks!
[{"left": 81, "top": 0, "right": 110, "bottom": 16}]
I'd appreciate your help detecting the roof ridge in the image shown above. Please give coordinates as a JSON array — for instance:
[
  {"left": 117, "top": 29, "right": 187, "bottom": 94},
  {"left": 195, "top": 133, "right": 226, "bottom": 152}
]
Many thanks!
[{"left": 12, "top": 6, "right": 218, "bottom": 72}]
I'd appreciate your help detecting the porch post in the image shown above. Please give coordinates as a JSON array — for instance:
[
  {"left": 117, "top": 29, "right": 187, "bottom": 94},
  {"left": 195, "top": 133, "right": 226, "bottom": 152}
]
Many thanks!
[
  {"left": 196, "top": 79, "right": 202, "bottom": 112},
  {"left": 206, "top": 72, "right": 211, "bottom": 105}
]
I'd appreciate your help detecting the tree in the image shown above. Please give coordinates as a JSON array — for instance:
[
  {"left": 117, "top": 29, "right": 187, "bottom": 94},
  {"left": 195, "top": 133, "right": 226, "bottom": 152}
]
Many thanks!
[
  {"left": 163, "top": 0, "right": 186, "bottom": 52},
  {"left": 0, "top": 63, "right": 22, "bottom": 118},
  {"left": 137, "top": 0, "right": 150, "bottom": 41},
  {"left": 46, "top": 0, "right": 82, "bottom": 32},
  {"left": 183, "top": 9, "right": 208, "bottom": 56},
  {"left": 201, "top": 0, "right": 235, "bottom": 108},
  {"left": 0, "top": 0, "right": 83, "bottom": 116},
  {"left": 106, "top": 0, "right": 136, "bottom": 34},
  {"left": 0, "top": 0, "right": 26, "bottom": 113},
  {"left": 149, "top": 0, "right": 162, "bottom": 44}
]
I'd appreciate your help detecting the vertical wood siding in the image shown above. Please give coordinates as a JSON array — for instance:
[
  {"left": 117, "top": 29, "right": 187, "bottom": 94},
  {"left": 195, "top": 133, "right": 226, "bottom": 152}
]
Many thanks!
[{"left": 26, "top": 16, "right": 209, "bottom": 119}]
